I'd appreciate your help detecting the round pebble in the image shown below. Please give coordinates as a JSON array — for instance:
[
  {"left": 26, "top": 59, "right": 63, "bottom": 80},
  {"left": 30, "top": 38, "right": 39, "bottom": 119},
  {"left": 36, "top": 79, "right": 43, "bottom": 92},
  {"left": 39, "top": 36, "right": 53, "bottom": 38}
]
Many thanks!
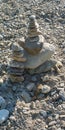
[{"left": 0, "top": 109, "right": 9, "bottom": 124}]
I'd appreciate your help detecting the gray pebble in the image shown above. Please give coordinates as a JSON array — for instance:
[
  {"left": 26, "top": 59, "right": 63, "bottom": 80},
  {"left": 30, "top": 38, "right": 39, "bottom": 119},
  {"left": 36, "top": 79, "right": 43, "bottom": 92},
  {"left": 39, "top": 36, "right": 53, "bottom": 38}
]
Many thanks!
[
  {"left": 22, "top": 91, "right": 31, "bottom": 103},
  {"left": 0, "top": 109, "right": 9, "bottom": 124},
  {"left": 40, "top": 110, "right": 47, "bottom": 118}
]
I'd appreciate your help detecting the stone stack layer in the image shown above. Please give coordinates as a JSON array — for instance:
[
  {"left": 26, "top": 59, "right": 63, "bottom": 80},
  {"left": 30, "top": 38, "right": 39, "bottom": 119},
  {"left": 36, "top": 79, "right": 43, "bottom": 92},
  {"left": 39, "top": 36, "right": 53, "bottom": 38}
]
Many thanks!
[{"left": 8, "top": 43, "right": 26, "bottom": 82}]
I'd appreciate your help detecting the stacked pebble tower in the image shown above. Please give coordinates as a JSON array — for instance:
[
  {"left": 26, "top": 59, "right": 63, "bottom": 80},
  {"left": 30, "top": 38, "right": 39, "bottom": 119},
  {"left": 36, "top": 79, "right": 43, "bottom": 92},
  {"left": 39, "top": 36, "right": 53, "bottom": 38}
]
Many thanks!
[{"left": 8, "top": 43, "right": 26, "bottom": 82}]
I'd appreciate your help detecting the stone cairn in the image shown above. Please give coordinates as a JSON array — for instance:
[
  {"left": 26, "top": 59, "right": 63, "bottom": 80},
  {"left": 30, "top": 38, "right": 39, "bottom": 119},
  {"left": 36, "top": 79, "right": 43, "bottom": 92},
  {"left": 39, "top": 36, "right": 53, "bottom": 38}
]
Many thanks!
[
  {"left": 8, "top": 15, "right": 55, "bottom": 82},
  {"left": 8, "top": 43, "right": 26, "bottom": 82}
]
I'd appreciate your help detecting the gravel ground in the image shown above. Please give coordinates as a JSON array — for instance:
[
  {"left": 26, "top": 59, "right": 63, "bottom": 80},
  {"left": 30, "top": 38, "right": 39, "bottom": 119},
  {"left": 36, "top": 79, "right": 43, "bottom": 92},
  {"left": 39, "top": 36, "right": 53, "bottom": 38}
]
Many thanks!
[{"left": 0, "top": 0, "right": 65, "bottom": 130}]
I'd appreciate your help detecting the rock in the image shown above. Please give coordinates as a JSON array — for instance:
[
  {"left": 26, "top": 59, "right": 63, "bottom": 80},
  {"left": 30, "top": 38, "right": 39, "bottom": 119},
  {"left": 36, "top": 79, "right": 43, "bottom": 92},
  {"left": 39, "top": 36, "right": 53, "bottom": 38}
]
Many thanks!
[
  {"left": 26, "top": 82, "right": 35, "bottom": 91},
  {"left": 0, "top": 79, "right": 3, "bottom": 85},
  {"left": 59, "top": 90, "right": 65, "bottom": 101},
  {"left": 30, "top": 101, "right": 36, "bottom": 109},
  {"left": 37, "top": 84, "right": 51, "bottom": 94},
  {"left": 0, "top": 34, "right": 3, "bottom": 40},
  {"left": 21, "top": 91, "right": 31, "bottom": 103},
  {"left": 0, "top": 96, "right": 6, "bottom": 109},
  {"left": 0, "top": 109, "right": 9, "bottom": 124},
  {"left": 24, "top": 44, "right": 55, "bottom": 69},
  {"left": 40, "top": 110, "right": 47, "bottom": 118},
  {"left": 48, "top": 120, "right": 57, "bottom": 126}
]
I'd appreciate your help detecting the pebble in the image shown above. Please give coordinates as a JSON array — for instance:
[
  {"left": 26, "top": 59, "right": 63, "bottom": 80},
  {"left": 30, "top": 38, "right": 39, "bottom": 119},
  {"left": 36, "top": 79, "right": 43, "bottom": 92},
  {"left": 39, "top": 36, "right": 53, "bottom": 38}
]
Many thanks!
[
  {"left": 59, "top": 90, "right": 65, "bottom": 101},
  {"left": 40, "top": 110, "right": 47, "bottom": 118},
  {"left": 22, "top": 91, "right": 31, "bottom": 103},
  {"left": 30, "top": 101, "right": 36, "bottom": 109},
  {"left": 0, "top": 79, "right": 3, "bottom": 84},
  {"left": 0, "top": 109, "right": 9, "bottom": 124},
  {"left": 0, "top": 96, "right": 6, "bottom": 109},
  {"left": 39, "top": 84, "right": 51, "bottom": 94},
  {"left": 0, "top": 34, "right": 3, "bottom": 40},
  {"left": 26, "top": 82, "right": 35, "bottom": 91},
  {"left": 48, "top": 120, "right": 57, "bottom": 126}
]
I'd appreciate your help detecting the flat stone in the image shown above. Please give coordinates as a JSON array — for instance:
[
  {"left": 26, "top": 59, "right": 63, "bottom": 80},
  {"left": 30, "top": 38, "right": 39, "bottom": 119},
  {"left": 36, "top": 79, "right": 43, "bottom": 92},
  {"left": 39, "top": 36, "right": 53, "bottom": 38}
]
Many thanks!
[
  {"left": 0, "top": 109, "right": 9, "bottom": 124},
  {"left": 8, "top": 67, "right": 24, "bottom": 75},
  {"left": 9, "top": 60, "right": 24, "bottom": 68},
  {"left": 0, "top": 96, "right": 6, "bottom": 109},
  {"left": 9, "top": 75, "right": 24, "bottom": 82},
  {"left": 28, "top": 59, "right": 57, "bottom": 74},
  {"left": 22, "top": 91, "right": 31, "bottom": 103},
  {"left": 12, "top": 56, "right": 26, "bottom": 62},
  {"left": 24, "top": 43, "right": 55, "bottom": 69}
]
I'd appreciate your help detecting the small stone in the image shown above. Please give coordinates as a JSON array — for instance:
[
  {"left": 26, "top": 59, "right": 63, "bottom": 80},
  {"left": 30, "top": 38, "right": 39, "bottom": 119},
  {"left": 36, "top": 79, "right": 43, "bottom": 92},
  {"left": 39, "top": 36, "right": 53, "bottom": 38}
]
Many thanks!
[
  {"left": 59, "top": 90, "right": 65, "bottom": 101},
  {"left": 30, "top": 101, "right": 36, "bottom": 109},
  {"left": 60, "top": 82, "right": 64, "bottom": 87},
  {"left": 9, "top": 115, "right": 16, "bottom": 121},
  {"left": 0, "top": 109, "right": 9, "bottom": 124},
  {"left": 22, "top": 91, "right": 31, "bottom": 103},
  {"left": 0, "top": 79, "right": 3, "bottom": 84},
  {"left": 26, "top": 82, "right": 35, "bottom": 91},
  {"left": 0, "top": 34, "right": 3, "bottom": 40},
  {"left": 48, "top": 120, "right": 57, "bottom": 126},
  {"left": 40, "top": 110, "right": 47, "bottom": 118},
  {"left": 0, "top": 96, "right": 6, "bottom": 109},
  {"left": 37, "top": 84, "right": 51, "bottom": 94}
]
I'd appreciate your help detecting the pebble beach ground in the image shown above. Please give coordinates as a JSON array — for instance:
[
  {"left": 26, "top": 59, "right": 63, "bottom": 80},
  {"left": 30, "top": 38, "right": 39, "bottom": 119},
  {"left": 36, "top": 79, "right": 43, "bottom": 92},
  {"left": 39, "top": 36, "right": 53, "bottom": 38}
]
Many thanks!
[{"left": 0, "top": 0, "right": 65, "bottom": 130}]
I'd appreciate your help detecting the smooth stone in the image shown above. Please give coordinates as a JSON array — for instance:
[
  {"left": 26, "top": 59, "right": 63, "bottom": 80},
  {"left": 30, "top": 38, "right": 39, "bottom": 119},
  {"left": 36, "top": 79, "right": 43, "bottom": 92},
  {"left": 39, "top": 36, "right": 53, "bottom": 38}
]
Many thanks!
[
  {"left": 29, "top": 15, "right": 36, "bottom": 20},
  {"left": 24, "top": 43, "right": 55, "bottom": 69},
  {"left": 22, "top": 91, "right": 31, "bottom": 103},
  {"left": 38, "top": 84, "right": 51, "bottom": 94},
  {"left": 48, "top": 121, "right": 57, "bottom": 126},
  {"left": 26, "top": 83, "right": 35, "bottom": 91},
  {"left": 59, "top": 90, "right": 65, "bottom": 101},
  {"left": 0, "top": 109, "right": 9, "bottom": 124},
  {"left": 40, "top": 110, "right": 47, "bottom": 118},
  {"left": 0, "top": 96, "right": 6, "bottom": 109}
]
